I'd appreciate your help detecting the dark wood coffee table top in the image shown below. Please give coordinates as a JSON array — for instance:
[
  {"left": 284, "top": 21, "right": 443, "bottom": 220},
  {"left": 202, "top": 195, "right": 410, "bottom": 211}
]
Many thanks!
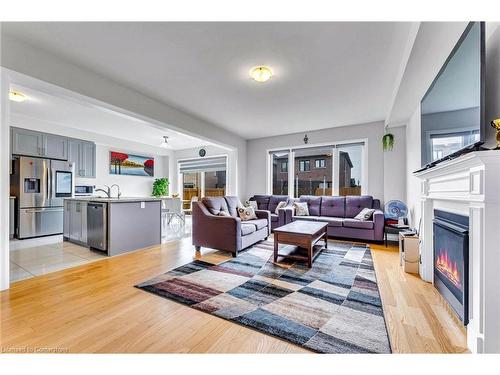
[{"left": 273, "top": 221, "right": 327, "bottom": 235}]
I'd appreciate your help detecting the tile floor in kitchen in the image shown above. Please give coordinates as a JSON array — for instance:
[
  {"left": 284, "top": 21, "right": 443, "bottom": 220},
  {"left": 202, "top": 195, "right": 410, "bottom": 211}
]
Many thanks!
[{"left": 9, "top": 214, "right": 193, "bottom": 283}]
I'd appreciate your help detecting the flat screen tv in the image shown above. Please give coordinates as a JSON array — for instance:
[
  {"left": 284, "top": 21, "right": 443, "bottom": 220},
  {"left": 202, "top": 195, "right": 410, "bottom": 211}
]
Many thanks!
[{"left": 420, "top": 22, "right": 485, "bottom": 170}]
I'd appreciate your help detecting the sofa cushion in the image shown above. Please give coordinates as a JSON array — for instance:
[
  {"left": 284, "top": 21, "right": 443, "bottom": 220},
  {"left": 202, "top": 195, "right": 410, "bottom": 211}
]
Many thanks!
[
  {"left": 343, "top": 218, "right": 374, "bottom": 229},
  {"left": 246, "top": 218, "right": 268, "bottom": 231},
  {"left": 316, "top": 216, "right": 344, "bottom": 227},
  {"left": 320, "top": 196, "right": 345, "bottom": 218},
  {"left": 238, "top": 206, "right": 258, "bottom": 221},
  {"left": 269, "top": 195, "right": 289, "bottom": 213},
  {"left": 299, "top": 195, "right": 322, "bottom": 216},
  {"left": 241, "top": 223, "right": 257, "bottom": 236},
  {"left": 274, "top": 200, "right": 288, "bottom": 214},
  {"left": 354, "top": 208, "right": 375, "bottom": 221},
  {"left": 252, "top": 195, "right": 270, "bottom": 210},
  {"left": 225, "top": 196, "right": 242, "bottom": 217},
  {"left": 270, "top": 213, "right": 278, "bottom": 222},
  {"left": 345, "top": 195, "right": 374, "bottom": 218},
  {"left": 292, "top": 215, "right": 318, "bottom": 222},
  {"left": 202, "top": 197, "right": 229, "bottom": 216}
]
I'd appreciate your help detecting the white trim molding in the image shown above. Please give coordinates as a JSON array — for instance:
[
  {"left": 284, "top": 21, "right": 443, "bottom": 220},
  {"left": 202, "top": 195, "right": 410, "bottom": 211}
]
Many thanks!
[{"left": 415, "top": 150, "right": 500, "bottom": 353}]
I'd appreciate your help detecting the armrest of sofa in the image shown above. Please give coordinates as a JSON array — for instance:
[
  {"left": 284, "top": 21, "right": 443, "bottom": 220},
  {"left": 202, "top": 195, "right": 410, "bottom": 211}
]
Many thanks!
[
  {"left": 278, "top": 207, "right": 294, "bottom": 227},
  {"left": 192, "top": 202, "right": 241, "bottom": 251},
  {"left": 255, "top": 209, "right": 271, "bottom": 235},
  {"left": 372, "top": 210, "right": 385, "bottom": 241}
]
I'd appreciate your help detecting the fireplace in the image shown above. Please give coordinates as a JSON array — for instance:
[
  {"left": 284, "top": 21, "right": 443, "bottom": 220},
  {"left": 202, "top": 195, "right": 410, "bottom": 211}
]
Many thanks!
[{"left": 433, "top": 209, "right": 469, "bottom": 325}]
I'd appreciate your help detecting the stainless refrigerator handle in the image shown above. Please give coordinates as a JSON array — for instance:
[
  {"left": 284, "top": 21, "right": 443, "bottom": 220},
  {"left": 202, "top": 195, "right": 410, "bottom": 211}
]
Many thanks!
[
  {"left": 24, "top": 208, "right": 64, "bottom": 213},
  {"left": 47, "top": 165, "right": 52, "bottom": 199}
]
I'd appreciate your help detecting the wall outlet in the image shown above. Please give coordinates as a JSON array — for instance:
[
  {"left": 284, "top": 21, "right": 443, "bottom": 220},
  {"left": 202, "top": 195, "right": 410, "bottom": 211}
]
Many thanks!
[{"left": 140, "top": 202, "right": 145, "bottom": 209}]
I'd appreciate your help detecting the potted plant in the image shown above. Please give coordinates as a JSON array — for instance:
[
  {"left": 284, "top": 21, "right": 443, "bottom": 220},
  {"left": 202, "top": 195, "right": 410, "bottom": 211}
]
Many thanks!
[
  {"left": 152, "top": 177, "right": 169, "bottom": 197},
  {"left": 382, "top": 132, "right": 394, "bottom": 151}
]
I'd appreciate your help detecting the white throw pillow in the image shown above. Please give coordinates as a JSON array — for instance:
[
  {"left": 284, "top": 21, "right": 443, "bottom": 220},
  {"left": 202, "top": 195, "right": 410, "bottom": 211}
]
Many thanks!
[
  {"left": 238, "top": 206, "right": 258, "bottom": 221},
  {"left": 293, "top": 201, "right": 309, "bottom": 216},
  {"left": 354, "top": 208, "right": 375, "bottom": 221},
  {"left": 244, "top": 200, "right": 258, "bottom": 210},
  {"left": 275, "top": 201, "right": 288, "bottom": 214}
]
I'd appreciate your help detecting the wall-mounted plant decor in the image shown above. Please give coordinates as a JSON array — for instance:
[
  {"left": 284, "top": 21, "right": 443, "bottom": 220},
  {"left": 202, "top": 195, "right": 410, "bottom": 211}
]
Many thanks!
[{"left": 382, "top": 132, "right": 394, "bottom": 151}]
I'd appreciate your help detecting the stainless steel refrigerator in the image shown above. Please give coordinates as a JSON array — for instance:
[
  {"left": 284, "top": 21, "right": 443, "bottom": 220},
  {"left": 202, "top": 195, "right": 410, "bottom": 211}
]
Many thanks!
[{"left": 11, "top": 156, "right": 75, "bottom": 239}]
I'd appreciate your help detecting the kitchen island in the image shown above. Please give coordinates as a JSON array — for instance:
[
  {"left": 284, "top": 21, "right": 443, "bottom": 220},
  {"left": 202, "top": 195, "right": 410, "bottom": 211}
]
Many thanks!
[{"left": 64, "top": 197, "right": 162, "bottom": 256}]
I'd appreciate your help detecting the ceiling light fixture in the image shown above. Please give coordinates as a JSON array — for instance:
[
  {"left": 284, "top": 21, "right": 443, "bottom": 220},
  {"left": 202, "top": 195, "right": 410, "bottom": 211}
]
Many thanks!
[
  {"left": 9, "top": 90, "right": 27, "bottom": 102},
  {"left": 249, "top": 66, "right": 273, "bottom": 83},
  {"left": 160, "top": 136, "right": 170, "bottom": 148}
]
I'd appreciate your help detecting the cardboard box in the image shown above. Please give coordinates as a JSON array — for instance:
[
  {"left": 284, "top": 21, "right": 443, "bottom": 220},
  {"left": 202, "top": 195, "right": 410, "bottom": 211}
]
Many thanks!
[{"left": 399, "top": 233, "right": 420, "bottom": 274}]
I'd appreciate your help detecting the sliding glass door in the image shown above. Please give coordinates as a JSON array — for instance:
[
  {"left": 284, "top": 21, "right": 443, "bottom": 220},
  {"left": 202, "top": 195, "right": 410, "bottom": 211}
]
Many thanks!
[
  {"left": 293, "top": 146, "right": 333, "bottom": 198},
  {"left": 268, "top": 142, "right": 364, "bottom": 197}
]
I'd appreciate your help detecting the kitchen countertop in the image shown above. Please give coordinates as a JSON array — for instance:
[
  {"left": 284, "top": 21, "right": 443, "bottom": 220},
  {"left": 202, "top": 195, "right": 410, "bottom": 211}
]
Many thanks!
[{"left": 65, "top": 197, "right": 164, "bottom": 203}]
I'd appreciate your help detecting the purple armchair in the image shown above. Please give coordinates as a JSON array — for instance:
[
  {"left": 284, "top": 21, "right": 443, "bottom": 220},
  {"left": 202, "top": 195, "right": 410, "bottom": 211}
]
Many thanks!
[
  {"left": 282, "top": 195, "right": 384, "bottom": 242},
  {"left": 249, "top": 195, "right": 290, "bottom": 231},
  {"left": 192, "top": 196, "right": 270, "bottom": 257}
]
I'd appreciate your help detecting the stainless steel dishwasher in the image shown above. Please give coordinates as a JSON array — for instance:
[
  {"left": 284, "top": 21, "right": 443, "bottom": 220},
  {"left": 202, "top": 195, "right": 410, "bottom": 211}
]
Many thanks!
[{"left": 87, "top": 202, "right": 108, "bottom": 252}]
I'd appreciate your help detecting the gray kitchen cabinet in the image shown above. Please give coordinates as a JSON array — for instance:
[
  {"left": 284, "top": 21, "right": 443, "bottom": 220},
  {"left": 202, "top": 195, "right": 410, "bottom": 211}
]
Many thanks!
[
  {"left": 64, "top": 200, "right": 88, "bottom": 245},
  {"left": 68, "top": 139, "right": 96, "bottom": 178},
  {"left": 42, "top": 133, "right": 68, "bottom": 160},
  {"left": 11, "top": 127, "right": 68, "bottom": 160},
  {"left": 11, "top": 128, "right": 43, "bottom": 157}
]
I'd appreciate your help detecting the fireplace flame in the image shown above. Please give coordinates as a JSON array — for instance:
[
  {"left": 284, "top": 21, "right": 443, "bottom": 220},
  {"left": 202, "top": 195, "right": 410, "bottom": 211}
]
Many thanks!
[{"left": 436, "top": 250, "right": 461, "bottom": 288}]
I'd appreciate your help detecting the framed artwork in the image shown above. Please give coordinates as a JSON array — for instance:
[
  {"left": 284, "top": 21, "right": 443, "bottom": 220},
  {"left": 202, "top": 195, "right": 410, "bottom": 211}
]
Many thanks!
[{"left": 109, "top": 151, "right": 154, "bottom": 177}]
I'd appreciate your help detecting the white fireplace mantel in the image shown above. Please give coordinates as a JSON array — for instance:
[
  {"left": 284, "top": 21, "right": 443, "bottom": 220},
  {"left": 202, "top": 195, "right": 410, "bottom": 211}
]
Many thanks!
[{"left": 414, "top": 150, "right": 500, "bottom": 354}]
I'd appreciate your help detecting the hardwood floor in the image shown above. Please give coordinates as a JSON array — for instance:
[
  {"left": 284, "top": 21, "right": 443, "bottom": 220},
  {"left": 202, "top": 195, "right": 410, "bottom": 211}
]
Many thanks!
[{"left": 0, "top": 237, "right": 467, "bottom": 353}]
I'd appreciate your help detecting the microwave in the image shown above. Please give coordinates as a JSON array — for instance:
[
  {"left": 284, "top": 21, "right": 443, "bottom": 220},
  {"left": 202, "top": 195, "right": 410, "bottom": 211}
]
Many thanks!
[{"left": 75, "top": 185, "right": 95, "bottom": 196}]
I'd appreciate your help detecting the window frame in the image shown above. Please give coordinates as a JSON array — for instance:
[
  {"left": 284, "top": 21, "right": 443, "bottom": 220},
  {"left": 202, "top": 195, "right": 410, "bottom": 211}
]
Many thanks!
[{"left": 267, "top": 139, "right": 368, "bottom": 198}]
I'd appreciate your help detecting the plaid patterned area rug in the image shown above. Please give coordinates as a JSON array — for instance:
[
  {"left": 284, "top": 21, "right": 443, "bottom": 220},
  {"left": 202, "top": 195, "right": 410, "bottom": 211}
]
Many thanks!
[{"left": 136, "top": 240, "right": 392, "bottom": 353}]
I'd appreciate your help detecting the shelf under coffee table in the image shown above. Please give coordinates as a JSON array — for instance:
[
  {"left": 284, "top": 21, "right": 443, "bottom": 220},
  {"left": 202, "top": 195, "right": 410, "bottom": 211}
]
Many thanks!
[{"left": 273, "top": 221, "right": 328, "bottom": 268}]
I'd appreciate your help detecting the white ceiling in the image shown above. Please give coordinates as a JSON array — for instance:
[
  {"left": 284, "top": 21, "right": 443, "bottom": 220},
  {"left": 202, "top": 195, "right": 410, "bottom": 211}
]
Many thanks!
[
  {"left": 3, "top": 22, "right": 414, "bottom": 139},
  {"left": 9, "top": 84, "right": 213, "bottom": 150}
]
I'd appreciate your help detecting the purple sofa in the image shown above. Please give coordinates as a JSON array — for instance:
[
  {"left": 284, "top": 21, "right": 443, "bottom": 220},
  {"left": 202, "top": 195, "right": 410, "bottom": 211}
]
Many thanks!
[
  {"left": 249, "top": 195, "right": 290, "bottom": 230},
  {"left": 283, "top": 195, "right": 384, "bottom": 242},
  {"left": 192, "top": 196, "right": 271, "bottom": 257}
]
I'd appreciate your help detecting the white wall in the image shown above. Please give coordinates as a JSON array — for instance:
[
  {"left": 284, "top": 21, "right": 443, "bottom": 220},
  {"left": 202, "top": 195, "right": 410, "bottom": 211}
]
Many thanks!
[
  {"left": 171, "top": 145, "right": 237, "bottom": 197},
  {"left": 383, "top": 125, "right": 407, "bottom": 203},
  {"left": 10, "top": 114, "right": 171, "bottom": 197},
  {"left": 405, "top": 107, "right": 422, "bottom": 228},
  {"left": 1, "top": 35, "right": 247, "bottom": 199},
  {"left": 246, "top": 121, "right": 388, "bottom": 202},
  {"left": 76, "top": 144, "right": 169, "bottom": 197}
]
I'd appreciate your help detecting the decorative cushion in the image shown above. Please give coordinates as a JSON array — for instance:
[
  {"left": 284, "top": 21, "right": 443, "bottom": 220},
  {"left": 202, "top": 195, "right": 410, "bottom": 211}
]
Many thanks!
[
  {"left": 343, "top": 218, "right": 374, "bottom": 230},
  {"left": 320, "top": 196, "right": 346, "bottom": 218},
  {"left": 202, "top": 197, "right": 229, "bottom": 216},
  {"left": 245, "top": 200, "right": 258, "bottom": 210},
  {"left": 241, "top": 223, "right": 257, "bottom": 236},
  {"left": 225, "top": 196, "right": 243, "bottom": 217},
  {"left": 218, "top": 211, "right": 231, "bottom": 217},
  {"left": 293, "top": 202, "right": 309, "bottom": 216},
  {"left": 299, "top": 195, "right": 322, "bottom": 216},
  {"left": 354, "top": 208, "right": 375, "bottom": 221},
  {"left": 246, "top": 219, "right": 268, "bottom": 231},
  {"left": 275, "top": 201, "right": 288, "bottom": 214},
  {"left": 345, "top": 195, "right": 374, "bottom": 218},
  {"left": 238, "top": 206, "right": 258, "bottom": 221},
  {"left": 268, "top": 195, "right": 289, "bottom": 213},
  {"left": 252, "top": 195, "right": 270, "bottom": 210}
]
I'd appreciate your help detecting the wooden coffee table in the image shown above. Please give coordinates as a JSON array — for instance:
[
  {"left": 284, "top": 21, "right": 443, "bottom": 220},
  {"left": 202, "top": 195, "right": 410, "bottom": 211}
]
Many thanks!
[{"left": 273, "top": 221, "right": 328, "bottom": 268}]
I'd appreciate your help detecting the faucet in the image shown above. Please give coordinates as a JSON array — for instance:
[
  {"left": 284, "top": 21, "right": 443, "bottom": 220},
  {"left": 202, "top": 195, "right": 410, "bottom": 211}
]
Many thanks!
[
  {"left": 95, "top": 185, "right": 111, "bottom": 198},
  {"left": 110, "top": 184, "right": 122, "bottom": 199}
]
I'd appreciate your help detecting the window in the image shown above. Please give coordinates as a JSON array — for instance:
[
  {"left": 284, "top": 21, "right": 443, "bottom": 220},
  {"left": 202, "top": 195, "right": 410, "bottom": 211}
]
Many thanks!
[
  {"left": 294, "top": 147, "right": 332, "bottom": 198},
  {"left": 178, "top": 156, "right": 227, "bottom": 208},
  {"left": 430, "top": 130, "right": 479, "bottom": 162},
  {"left": 271, "top": 151, "right": 289, "bottom": 195},
  {"left": 204, "top": 170, "right": 226, "bottom": 197},
  {"left": 298, "top": 160, "right": 310, "bottom": 172},
  {"left": 315, "top": 159, "right": 326, "bottom": 168},
  {"left": 336, "top": 143, "right": 363, "bottom": 196}
]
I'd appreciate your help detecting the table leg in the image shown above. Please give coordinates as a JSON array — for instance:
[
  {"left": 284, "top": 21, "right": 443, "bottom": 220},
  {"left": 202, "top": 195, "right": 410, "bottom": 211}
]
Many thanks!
[
  {"left": 274, "top": 236, "right": 278, "bottom": 263},
  {"left": 324, "top": 227, "right": 328, "bottom": 249},
  {"left": 384, "top": 228, "right": 387, "bottom": 247},
  {"left": 307, "top": 242, "right": 313, "bottom": 268}
]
